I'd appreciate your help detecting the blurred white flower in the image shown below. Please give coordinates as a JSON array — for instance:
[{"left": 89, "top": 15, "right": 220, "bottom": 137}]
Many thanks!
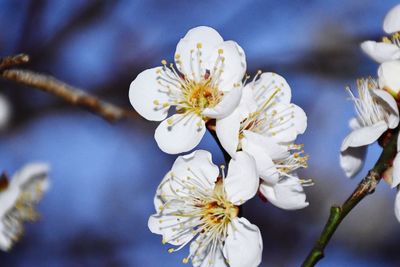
[
  {"left": 129, "top": 26, "right": 246, "bottom": 154},
  {"left": 378, "top": 60, "right": 400, "bottom": 97},
  {"left": 148, "top": 150, "right": 262, "bottom": 267},
  {"left": 0, "top": 163, "right": 49, "bottom": 251},
  {"left": 361, "top": 4, "right": 400, "bottom": 63},
  {"left": 340, "top": 78, "right": 399, "bottom": 178},
  {"left": 0, "top": 93, "right": 11, "bottom": 130}
]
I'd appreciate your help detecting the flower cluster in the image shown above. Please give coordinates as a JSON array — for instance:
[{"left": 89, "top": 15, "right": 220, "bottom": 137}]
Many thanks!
[
  {"left": 0, "top": 163, "right": 49, "bottom": 251},
  {"left": 129, "top": 26, "right": 310, "bottom": 266},
  {"left": 342, "top": 4, "right": 400, "bottom": 223}
]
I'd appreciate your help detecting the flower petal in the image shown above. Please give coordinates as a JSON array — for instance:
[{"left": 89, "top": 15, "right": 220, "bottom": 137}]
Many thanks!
[
  {"left": 340, "top": 121, "right": 387, "bottom": 151},
  {"left": 129, "top": 67, "right": 173, "bottom": 121},
  {"left": 373, "top": 90, "right": 399, "bottom": 129},
  {"left": 360, "top": 41, "right": 400, "bottom": 63},
  {"left": 395, "top": 189, "right": 400, "bottom": 223},
  {"left": 378, "top": 60, "right": 400, "bottom": 95},
  {"left": 252, "top": 72, "right": 292, "bottom": 106},
  {"left": 259, "top": 177, "right": 309, "bottom": 210},
  {"left": 155, "top": 113, "right": 206, "bottom": 154},
  {"left": 225, "top": 151, "right": 258, "bottom": 205},
  {"left": 223, "top": 217, "right": 263, "bottom": 267},
  {"left": 340, "top": 146, "right": 367, "bottom": 178},
  {"left": 205, "top": 41, "right": 246, "bottom": 92},
  {"left": 266, "top": 103, "right": 307, "bottom": 144},
  {"left": 215, "top": 109, "right": 242, "bottom": 158},
  {"left": 392, "top": 152, "right": 400, "bottom": 188},
  {"left": 202, "top": 87, "right": 242, "bottom": 119},
  {"left": 384, "top": 4, "right": 400, "bottom": 34},
  {"left": 189, "top": 233, "right": 228, "bottom": 267},
  {"left": 175, "top": 26, "right": 223, "bottom": 81}
]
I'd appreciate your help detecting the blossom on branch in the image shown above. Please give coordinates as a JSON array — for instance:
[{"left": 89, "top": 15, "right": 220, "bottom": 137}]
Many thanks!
[
  {"left": 216, "top": 72, "right": 310, "bottom": 209},
  {"left": 340, "top": 78, "right": 399, "bottom": 178},
  {"left": 148, "top": 150, "right": 262, "bottom": 267},
  {"left": 0, "top": 163, "right": 49, "bottom": 251},
  {"left": 129, "top": 26, "right": 246, "bottom": 154},
  {"left": 361, "top": 4, "right": 400, "bottom": 63}
]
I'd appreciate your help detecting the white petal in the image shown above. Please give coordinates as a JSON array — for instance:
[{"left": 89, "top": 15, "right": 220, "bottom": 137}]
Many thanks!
[
  {"left": 202, "top": 87, "right": 242, "bottom": 119},
  {"left": 340, "top": 121, "right": 387, "bottom": 151},
  {"left": 398, "top": 132, "right": 400, "bottom": 152},
  {"left": 11, "top": 163, "right": 49, "bottom": 188},
  {"left": 340, "top": 146, "right": 367, "bottom": 178},
  {"left": 0, "top": 94, "right": 10, "bottom": 130},
  {"left": 148, "top": 214, "right": 196, "bottom": 246},
  {"left": 266, "top": 103, "right": 307, "bottom": 144},
  {"left": 360, "top": 41, "right": 400, "bottom": 63},
  {"left": 259, "top": 177, "right": 309, "bottom": 210},
  {"left": 225, "top": 152, "right": 258, "bottom": 205},
  {"left": 155, "top": 113, "right": 206, "bottom": 154},
  {"left": 205, "top": 41, "right": 246, "bottom": 92},
  {"left": 395, "top": 189, "right": 400, "bottom": 223},
  {"left": 190, "top": 233, "right": 228, "bottom": 267},
  {"left": 384, "top": 4, "right": 400, "bottom": 34},
  {"left": 378, "top": 60, "right": 400, "bottom": 95},
  {"left": 175, "top": 26, "right": 223, "bottom": 81},
  {"left": 223, "top": 217, "right": 262, "bottom": 267},
  {"left": 252, "top": 72, "right": 292, "bottom": 106},
  {"left": 372, "top": 89, "right": 399, "bottom": 127},
  {"left": 215, "top": 109, "right": 241, "bottom": 158},
  {"left": 349, "top": 117, "right": 362, "bottom": 130},
  {"left": 392, "top": 153, "right": 400, "bottom": 188},
  {"left": 129, "top": 67, "right": 173, "bottom": 121}
]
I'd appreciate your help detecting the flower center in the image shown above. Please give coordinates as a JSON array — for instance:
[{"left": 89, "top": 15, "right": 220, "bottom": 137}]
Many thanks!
[
  {"left": 199, "top": 178, "right": 238, "bottom": 228},
  {"left": 182, "top": 77, "right": 221, "bottom": 114},
  {"left": 382, "top": 32, "right": 400, "bottom": 47}
]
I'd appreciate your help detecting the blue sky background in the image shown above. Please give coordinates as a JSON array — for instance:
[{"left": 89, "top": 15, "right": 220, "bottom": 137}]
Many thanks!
[{"left": 0, "top": 0, "right": 400, "bottom": 266}]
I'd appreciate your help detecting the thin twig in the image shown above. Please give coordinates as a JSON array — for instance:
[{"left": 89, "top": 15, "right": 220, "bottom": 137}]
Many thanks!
[
  {"left": 0, "top": 54, "right": 30, "bottom": 69},
  {"left": 1, "top": 68, "right": 135, "bottom": 123},
  {"left": 301, "top": 128, "right": 399, "bottom": 267}
]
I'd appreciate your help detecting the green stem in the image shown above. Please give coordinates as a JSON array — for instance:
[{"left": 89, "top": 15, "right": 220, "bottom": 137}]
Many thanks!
[{"left": 301, "top": 129, "right": 398, "bottom": 267}]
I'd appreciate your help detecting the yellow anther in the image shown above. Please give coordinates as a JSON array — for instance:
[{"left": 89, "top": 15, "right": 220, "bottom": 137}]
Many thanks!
[
  {"left": 153, "top": 100, "right": 159, "bottom": 105},
  {"left": 218, "top": 48, "right": 224, "bottom": 54},
  {"left": 183, "top": 258, "right": 189, "bottom": 264},
  {"left": 196, "top": 43, "right": 202, "bottom": 49},
  {"left": 167, "top": 118, "right": 173, "bottom": 125},
  {"left": 168, "top": 248, "right": 175, "bottom": 253},
  {"left": 175, "top": 54, "right": 181, "bottom": 59},
  {"left": 161, "top": 59, "right": 167, "bottom": 65},
  {"left": 162, "top": 238, "right": 166, "bottom": 244}
]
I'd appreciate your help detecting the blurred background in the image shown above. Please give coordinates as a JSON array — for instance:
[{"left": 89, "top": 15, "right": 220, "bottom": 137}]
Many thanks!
[{"left": 0, "top": 0, "right": 399, "bottom": 266}]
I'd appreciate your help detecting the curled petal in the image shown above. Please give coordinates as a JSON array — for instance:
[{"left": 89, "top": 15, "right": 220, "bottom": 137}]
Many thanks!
[
  {"left": 205, "top": 41, "right": 246, "bottom": 92},
  {"left": 378, "top": 61, "right": 400, "bottom": 95},
  {"left": 340, "top": 146, "right": 367, "bottom": 178},
  {"left": 259, "top": 177, "right": 309, "bottom": 210},
  {"left": 223, "top": 217, "right": 263, "bottom": 267},
  {"left": 360, "top": 41, "right": 400, "bottom": 63},
  {"left": 155, "top": 114, "right": 206, "bottom": 154},
  {"left": 202, "top": 87, "right": 242, "bottom": 119},
  {"left": 372, "top": 89, "right": 399, "bottom": 128},
  {"left": 175, "top": 26, "right": 223, "bottom": 81},
  {"left": 384, "top": 4, "right": 400, "bottom": 34},
  {"left": 216, "top": 109, "right": 241, "bottom": 158},
  {"left": 225, "top": 152, "right": 258, "bottom": 205},
  {"left": 129, "top": 67, "right": 172, "bottom": 121},
  {"left": 340, "top": 121, "right": 387, "bottom": 151}
]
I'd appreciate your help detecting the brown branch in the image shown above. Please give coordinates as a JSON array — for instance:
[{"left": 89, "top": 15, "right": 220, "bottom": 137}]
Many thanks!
[
  {"left": 1, "top": 68, "right": 135, "bottom": 123},
  {"left": 0, "top": 54, "right": 30, "bottom": 69},
  {"left": 301, "top": 128, "right": 399, "bottom": 266}
]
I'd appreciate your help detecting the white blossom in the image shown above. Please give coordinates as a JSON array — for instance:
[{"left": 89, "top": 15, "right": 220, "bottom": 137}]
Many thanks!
[
  {"left": 148, "top": 150, "right": 262, "bottom": 267},
  {"left": 340, "top": 78, "right": 399, "bottom": 178},
  {"left": 129, "top": 26, "right": 246, "bottom": 154},
  {"left": 0, "top": 163, "right": 49, "bottom": 251},
  {"left": 378, "top": 60, "right": 400, "bottom": 97},
  {"left": 361, "top": 4, "right": 400, "bottom": 63},
  {"left": 0, "top": 93, "right": 11, "bottom": 130}
]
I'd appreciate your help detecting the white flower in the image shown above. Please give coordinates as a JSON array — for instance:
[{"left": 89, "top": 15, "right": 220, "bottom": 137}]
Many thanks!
[
  {"left": 378, "top": 60, "right": 400, "bottom": 97},
  {"left": 148, "top": 150, "right": 262, "bottom": 267},
  {"left": 129, "top": 26, "right": 246, "bottom": 154},
  {"left": 340, "top": 78, "right": 399, "bottom": 178},
  {"left": 395, "top": 188, "right": 400, "bottom": 222},
  {"left": 214, "top": 72, "right": 309, "bottom": 209},
  {"left": 0, "top": 93, "right": 11, "bottom": 130},
  {"left": 0, "top": 163, "right": 49, "bottom": 251},
  {"left": 361, "top": 4, "right": 400, "bottom": 63}
]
